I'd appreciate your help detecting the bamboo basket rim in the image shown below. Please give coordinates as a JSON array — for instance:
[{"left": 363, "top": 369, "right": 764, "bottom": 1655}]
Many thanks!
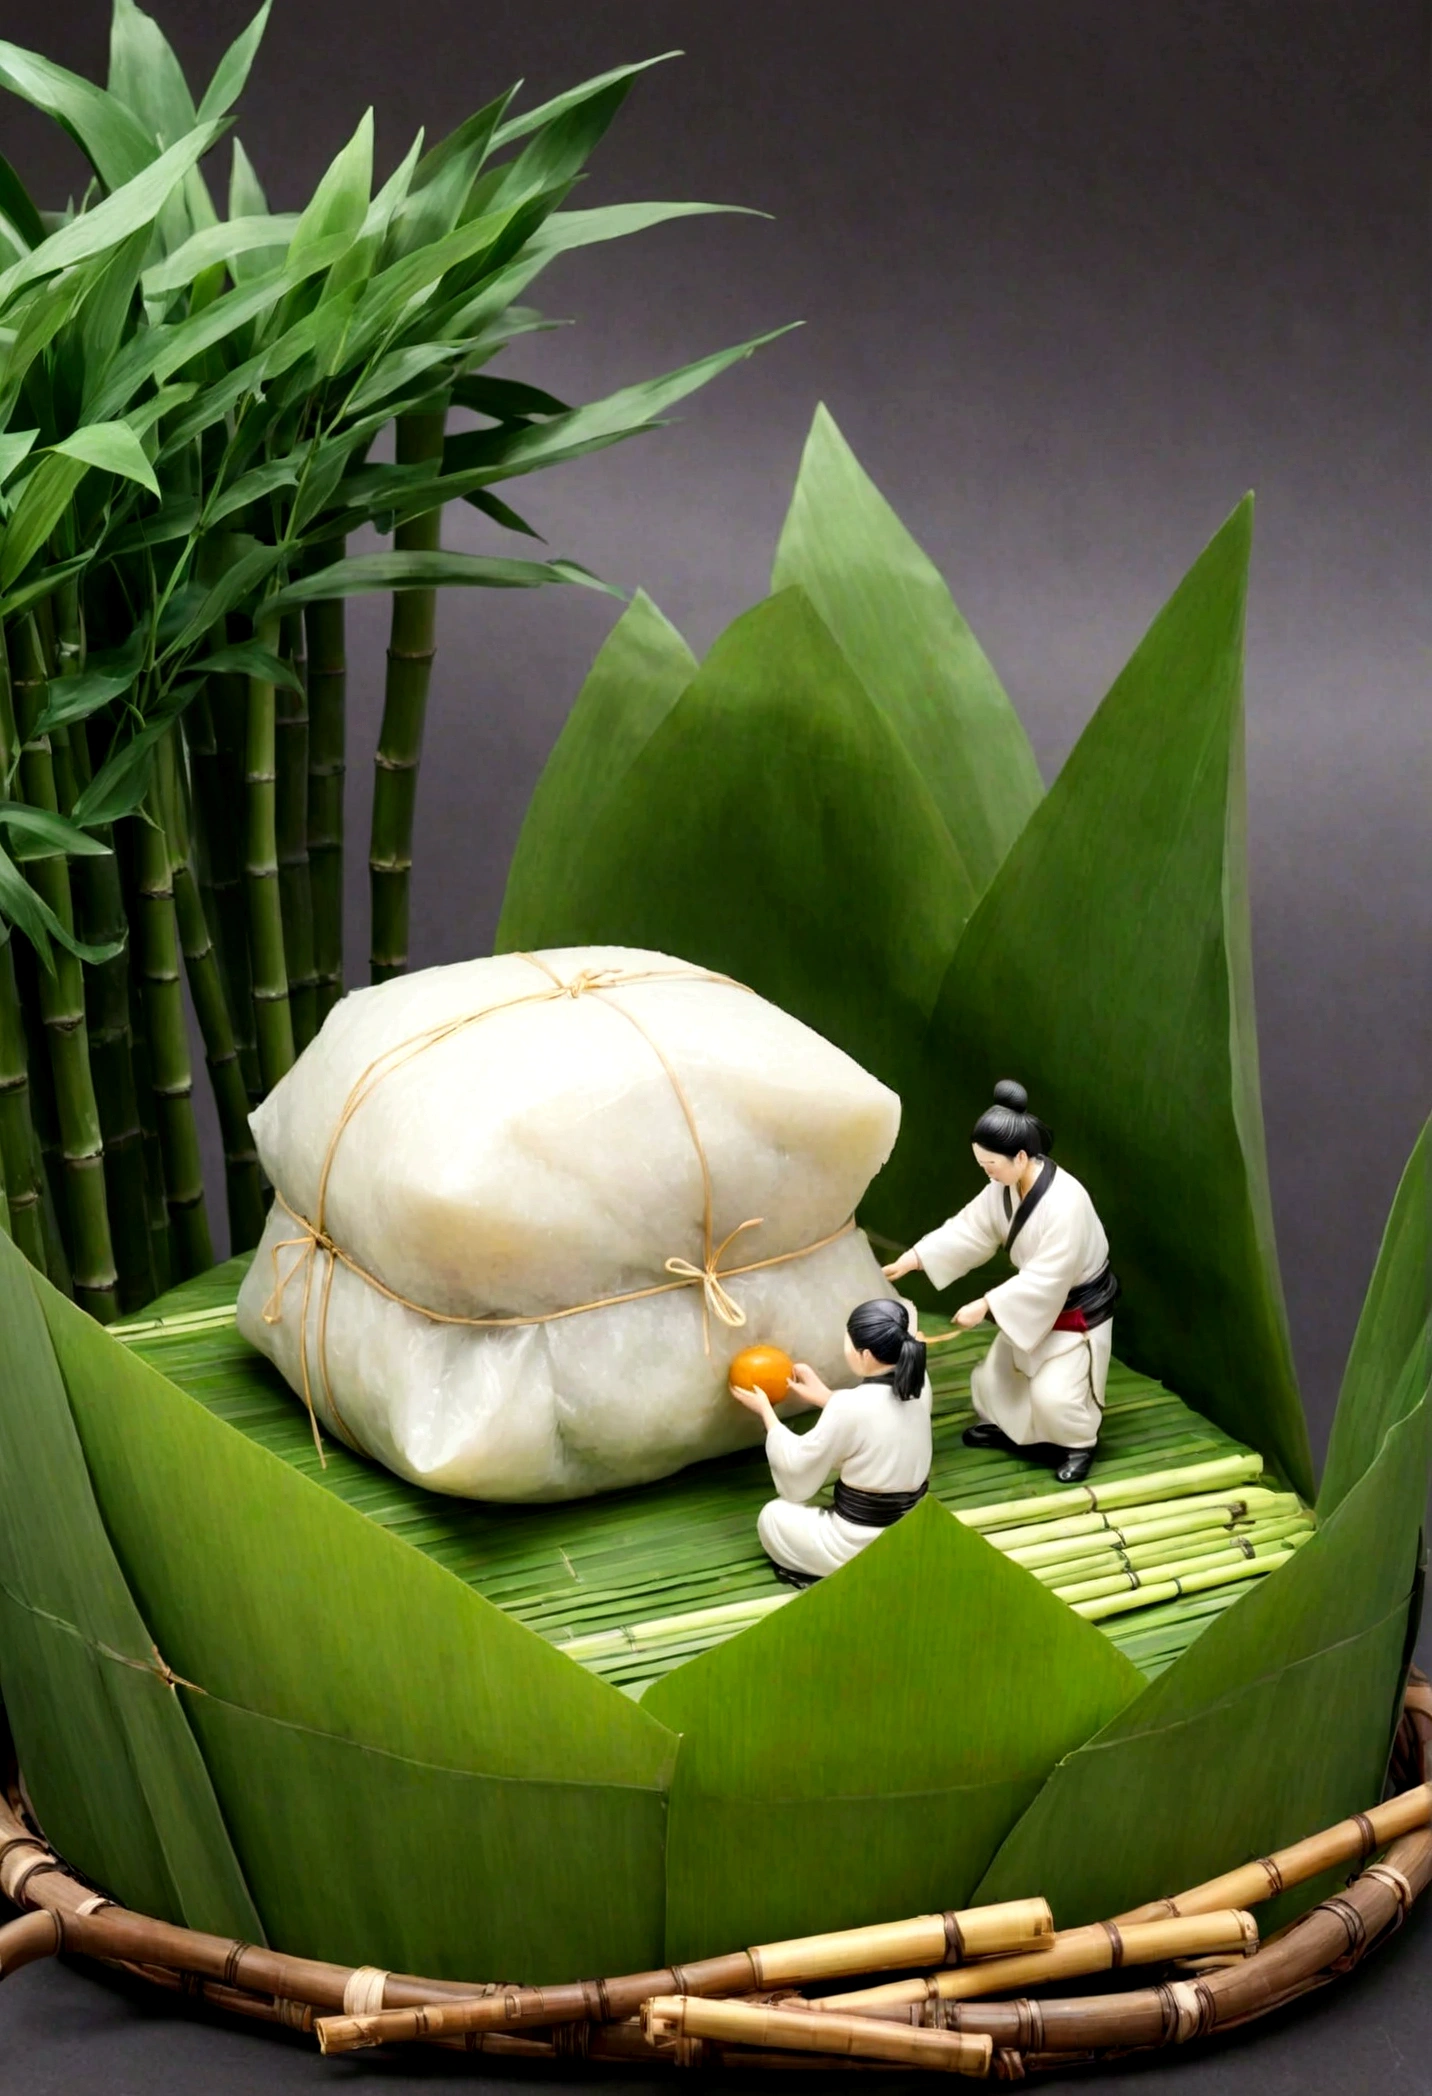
[{"left": 0, "top": 1671, "right": 1428, "bottom": 2077}]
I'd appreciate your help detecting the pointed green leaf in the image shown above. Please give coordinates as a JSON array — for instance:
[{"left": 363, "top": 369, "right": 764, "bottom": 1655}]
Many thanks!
[
  {"left": 228, "top": 135, "right": 266, "bottom": 215},
  {"left": 0, "top": 842, "right": 122, "bottom": 972},
  {"left": 0, "top": 1234, "right": 264, "bottom": 1933},
  {"left": 977, "top": 1390, "right": 1430, "bottom": 1928},
  {"left": 141, "top": 212, "right": 299, "bottom": 298},
  {"left": 50, "top": 417, "right": 159, "bottom": 497},
  {"left": 0, "top": 121, "right": 224, "bottom": 308},
  {"left": 531, "top": 198, "right": 764, "bottom": 263},
  {"left": 197, "top": 1, "right": 271, "bottom": 123},
  {"left": 289, "top": 107, "right": 372, "bottom": 267},
  {"left": 772, "top": 404, "right": 1042, "bottom": 894},
  {"left": 445, "top": 326, "right": 799, "bottom": 486},
  {"left": 451, "top": 374, "right": 568, "bottom": 419},
  {"left": 489, "top": 54, "right": 679, "bottom": 152},
  {"left": 0, "top": 804, "right": 112, "bottom": 859},
  {"left": 499, "top": 590, "right": 695, "bottom": 948},
  {"left": 497, "top": 586, "right": 976, "bottom": 1097},
  {"left": 0, "top": 549, "right": 92, "bottom": 622},
  {"left": 41, "top": 1257, "right": 676, "bottom": 1978},
  {"left": 0, "top": 453, "right": 89, "bottom": 589},
  {"left": 71, "top": 709, "right": 179, "bottom": 827},
  {"left": 161, "top": 540, "right": 282, "bottom": 659},
  {"left": 107, "top": 0, "right": 197, "bottom": 149},
  {"left": 1321, "top": 1119, "right": 1431, "bottom": 1515},
  {"left": 0, "top": 427, "right": 38, "bottom": 486},
  {"left": 894, "top": 500, "right": 1312, "bottom": 1496},
  {"left": 31, "top": 629, "right": 145, "bottom": 733},
  {"left": 390, "top": 90, "right": 514, "bottom": 258},
  {"left": 261, "top": 548, "right": 614, "bottom": 620},
  {"left": 645, "top": 1496, "right": 1141, "bottom": 1957},
  {"left": 0, "top": 149, "right": 45, "bottom": 251},
  {"left": 463, "top": 486, "right": 541, "bottom": 539},
  {"left": 0, "top": 40, "right": 155, "bottom": 188},
  {"left": 183, "top": 641, "right": 302, "bottom": 694}
]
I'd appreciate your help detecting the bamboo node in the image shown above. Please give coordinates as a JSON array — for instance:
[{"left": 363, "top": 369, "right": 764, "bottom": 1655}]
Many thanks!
[
  {"left": 1321, "top": 1894, "right": 1368, "bottom": 1971},
  {"left": 343, "top": 1965, "right": 389, "bottom": 2014},
  {"left": 1160, "top": 1978, "right": 1216, "bottom": 2042},
  {"left": 1363, "top": 1863, "right": 1414, "bottom": 1924}
]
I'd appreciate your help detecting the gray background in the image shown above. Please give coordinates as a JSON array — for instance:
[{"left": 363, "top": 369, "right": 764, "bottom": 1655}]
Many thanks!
[{"left": 1, "top": 0, "right": 1428, "bottom": 2088}]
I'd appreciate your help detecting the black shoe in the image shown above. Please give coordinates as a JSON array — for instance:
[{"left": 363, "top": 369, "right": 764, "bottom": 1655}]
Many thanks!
[
  {"left": 1055, "top": 1446, "right": 1097, "bottom": 1485},
  {"left": 962, "top": 1421, "right": 1017, "bottom": 1453},
  {"left": 767, "top": 1557, "right": 819, "bottom": 1589}
]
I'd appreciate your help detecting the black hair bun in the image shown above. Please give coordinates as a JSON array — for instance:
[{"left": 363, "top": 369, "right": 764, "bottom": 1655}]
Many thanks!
[{"left": 992, "top": 1079, "right": 1028, "bottom": 1112}]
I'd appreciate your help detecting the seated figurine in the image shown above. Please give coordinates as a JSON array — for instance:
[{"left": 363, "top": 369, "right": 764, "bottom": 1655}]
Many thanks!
[
  {"left": 730, "top": 1298, "right": 933, "bottom": 1586},
  {"left": 884, "top": 1079, "right": 1118, "bottom": 1486}
]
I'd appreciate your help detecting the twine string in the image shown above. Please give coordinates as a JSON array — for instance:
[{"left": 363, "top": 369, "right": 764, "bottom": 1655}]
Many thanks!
[{"left": 261, "top": 957, "right": 857, "bottom": 1460}]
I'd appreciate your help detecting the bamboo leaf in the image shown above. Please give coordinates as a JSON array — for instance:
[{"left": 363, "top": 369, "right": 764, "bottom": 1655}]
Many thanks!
[
  {"left": 0, "top": 427, "right": 38, "bottom": 486},
  {"left": 73, "top": 703, "right": 187, "bottom": 826},
  {"left": 498, "top": 591, "right": 694, "bottom": 947},
  {"left": 977, "top": 1388, "right": 1430, "bottom": 1930},
  {"left": 0, "top": 1234, "right": 265, "bottom": 1932},
  {"left": 498, "top": 585, "right": 976, "bottom": 1102},
  {"left": 0, "top": 121, "right": 224, "bottom": 309},
  {"left": 645, "top": 1497, "right": 1141, "bottom": 1958},
  {"left": 262, "top": 547, "right": 615, "bottom": 618},
  {"left": 107, "top": 0, "right": 197, "bottom": 150},
  {"left": 184, "top": 641, "right": 303, "bottom": 695},
  {"left": 444, "top": 326, "right": 799, "bottom": 485},
  {"left": 0, "top": 548, "right": 91, "bottom": 620},
  {"left": 342, "top": 340, "right": 463, "bottom": 417},
  {"left": 289, "top": 107, "right": 373, "bottom": 267},
  {"left": 197, "top": 1, "right": 271, "bottom": 123},
  {"left": 46, "top": 1270, "right": 677, "bottom": 1979},
  {"left": 49, "top": 417, "right": 159, "bottom": 497},
  {"left": 0, "top": 452, "right": 89, "bottom": 589},
  {"left": 0, "top": 804, "right": 112, "bottom": 859},
  {"left": 392, "top": 90, "right": 514, "bottom": 258},
  {"left": 0, "top": 842, "right": 122, "bottom": 965},
  {"left": 772, "top": 403, "right": 1043, "bottom": 895},
  {"left": 0, "top": 149, "right": 45, "bottom": 251},
  {"left": 202, "top": 454, "right": 301, "bottom": 524},
  {"left": 489, "top": 54, "right": 680, "bottom": 152},
  {"left": 31, "top": 630, "right": 145, "bottom": 733},
  {"left": 889, "top": 500, "right": 1314, "bottom": 1498},
  {"left": 451, "top": 373, "right": 568, "bottom": 418},
  {"left": 1319, "top": 1118, "right": 1431, "bottom": 1518},
  {"left": 464, "top": 486, "right": 541, "bottom": 539},
  {"left": 531, "top": 198, "right": 764, "bottom": 263},
  {"left": 0, "top": 40, "right": 155, "bottom": 189},
  {"left": 162, "top": 540, "right": 282, "bottom": 658},
  {"left": 141, "top": 212, "right": 299, "bottom": 299}
]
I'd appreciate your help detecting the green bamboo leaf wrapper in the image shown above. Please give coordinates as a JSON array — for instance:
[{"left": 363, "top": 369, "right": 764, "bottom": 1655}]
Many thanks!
[
  {"left": 47, "top": 1282, "right": 678, "bottom": 1980},
  {"left": 976, "top": 1119, "right": 1432, "bottom": 1926},
  {"left": 885, "top": 499, "right": 1312, "bottom": 1497},
  {"left": 1319, "top": 1116, "right": 1430, "bottom": 1517},
  {"left": 0, "top": 1230, "right": 262, "bottom": 1936},
  {"left": 771, "top": 404, "right": 1042, "bottom": 895},
  {"left": 644, "top": 1495, "right": 1142, "bottom": 1960},
  {"left": 498, "top": 589, "right": 696, "bottom": 949},
  {"left": 498, "top": 585, "right": 972, "bottom": 1096}
]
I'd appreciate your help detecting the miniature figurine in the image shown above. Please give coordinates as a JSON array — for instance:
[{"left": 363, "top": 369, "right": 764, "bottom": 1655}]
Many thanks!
[
  {"left": 730, "top": 1298, "right": 932, "bottom": 1585},
  {"left": 883, "top": 1080, "right": 1118, "bottom": 1486}
]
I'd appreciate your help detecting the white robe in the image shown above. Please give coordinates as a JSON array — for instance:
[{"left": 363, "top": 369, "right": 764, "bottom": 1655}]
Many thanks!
[
  {"left": 914, "top": 1164, "right": 1111, "bottom": 1450},
  {"left": 757, "top": 1378, "right": 934, "bottom": 1578}
]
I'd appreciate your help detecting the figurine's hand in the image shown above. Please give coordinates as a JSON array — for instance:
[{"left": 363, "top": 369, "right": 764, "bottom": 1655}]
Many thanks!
[
  {"left": 786, "top": 1362, "right": 833, "bottom": 1408},
  {"left": 954, "top": 1297, "right": 989, "bottom": 1330},
  {"left": 729, "top": 1384, "right": 776, "bottom": 1426},
  {"left": 882, "top": 1250, "right": 921, "bottom": 1282}
]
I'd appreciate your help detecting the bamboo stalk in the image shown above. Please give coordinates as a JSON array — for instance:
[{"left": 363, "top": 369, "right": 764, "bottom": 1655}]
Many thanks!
[
  {"left": 1116, "top": 1781, "right": 1432, "bottom": 1925},
  {"left": 1052, "top": 1525, "right": 1311, "bottom": 1604},
  {"left": 369, "top": 408, "right": 447, "bottom": 984},
  {"left": 820, "top": 1908, "right": 1258, "bottom": 2012},
  {"left": 988, "top": 1486, "right": 1292, "bottom": 1557},
  {"left": 1030, "top": 1514, "right": 1313, "bottom": 1590},
  {"left": 132, "top": 764, "right": 213, "bottom": 1278},
  {"left": 7, "top": 618, "right": 117, "bottom": 1319},
  {"left": 155, "top": 741, "right": 266, "bottom": 1253},
  {"left": 123, "top": 906, "right": 174, "bottom": 1297},
  {"left": 305, "top": 551, "right": 347, "bottom": 1026},
  {"left": 954, "top": 1454, "right": 1264, "bottom": 1532},
  {"left": 0, "top": 641, "right": 47, "bottom": 1272},
  {"left": 643, "top": 1996, "right": 993, "bottom": 2075},
  {"left": 191, "top": 670, "right": 261, "bottom": 1100},
  {"left": 311, "top": 1898, "right": 1054, "bottom": 2055},
  {"left": 276, "top": 610, "right": 316, "bottom": 1053},
  {"left": 1071, "top": 1547, "right": 1296, "bottom": 1622},
  {"left": 244, "top": 611, "right": 295, "bottom": 1089}
]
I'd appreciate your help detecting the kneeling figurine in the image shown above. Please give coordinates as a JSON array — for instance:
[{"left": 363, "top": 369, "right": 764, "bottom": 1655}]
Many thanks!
[
  {"left": 731, "top": 1299, "right": 933, "bottom": 1587},
  {"left": 884, "top": 1079, "right": 1118, "bottom": 1486}
]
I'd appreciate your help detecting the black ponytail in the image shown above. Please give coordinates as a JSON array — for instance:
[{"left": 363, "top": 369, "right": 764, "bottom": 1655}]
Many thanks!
[
  {"left": 846, "top": 1298, "right": 927, "bottom": 1402},
  {"left": 972, "top": 1078, "right": 1053, "bottom": 1159}
]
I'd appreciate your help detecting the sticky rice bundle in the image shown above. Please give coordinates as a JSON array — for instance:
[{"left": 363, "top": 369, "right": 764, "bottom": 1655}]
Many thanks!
[{"left": 236, "top": 947, "right": 901, "bottom": 1501}]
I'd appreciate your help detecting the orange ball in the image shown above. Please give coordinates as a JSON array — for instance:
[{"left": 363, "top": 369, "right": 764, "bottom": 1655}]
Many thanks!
[{"left": 729, "top": 1343, "right": 796, "bottom": 1404}]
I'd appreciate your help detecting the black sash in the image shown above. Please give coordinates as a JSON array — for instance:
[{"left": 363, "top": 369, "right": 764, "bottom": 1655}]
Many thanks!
[
  {"left": 1063, "top": 1263, "right": 1120, "bottom": 1328},
  {"left": 1002, "top": 1158, "right": 1056, "bottom": 1254},
  {"left": 832, "top": 1479, "right": 929, "bottom": 1528}
]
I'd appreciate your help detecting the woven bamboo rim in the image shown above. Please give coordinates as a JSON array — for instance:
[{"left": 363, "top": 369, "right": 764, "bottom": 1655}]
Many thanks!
[{"left": 1, "top": 1672, "right": 1428, "bottom": 2077}]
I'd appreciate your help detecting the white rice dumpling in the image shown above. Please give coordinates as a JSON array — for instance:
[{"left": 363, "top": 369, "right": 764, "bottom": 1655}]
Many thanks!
[{"left": 236, "top": 946, "right": 902, "bottom": 1500}]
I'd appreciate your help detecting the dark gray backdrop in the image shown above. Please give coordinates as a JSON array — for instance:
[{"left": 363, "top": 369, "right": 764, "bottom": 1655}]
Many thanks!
[{"left": 1, "top": 2, "right": 1428, "bottom": 2090}]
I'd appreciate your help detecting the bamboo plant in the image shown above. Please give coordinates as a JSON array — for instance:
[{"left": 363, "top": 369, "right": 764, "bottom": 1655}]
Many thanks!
[{"left": 0, "top": 2, "right": 781, "bottom": 1310}]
